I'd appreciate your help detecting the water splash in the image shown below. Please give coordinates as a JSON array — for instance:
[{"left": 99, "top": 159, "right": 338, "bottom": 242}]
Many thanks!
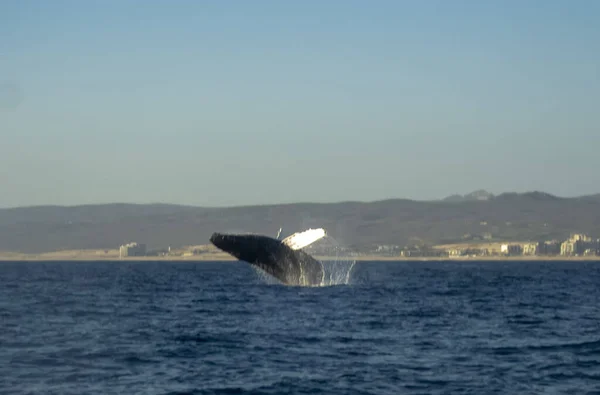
[
  {"left": 318, "top": 258, "right": 356, "bottom": 286},
  {"left": 308, "top": 234, "right": 356, "bottom": 287}
]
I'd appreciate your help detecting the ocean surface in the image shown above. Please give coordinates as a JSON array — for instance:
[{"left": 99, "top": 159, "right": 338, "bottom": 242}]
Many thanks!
[{"left": 1, "top": 260, "right": 600, "bottom": 395}]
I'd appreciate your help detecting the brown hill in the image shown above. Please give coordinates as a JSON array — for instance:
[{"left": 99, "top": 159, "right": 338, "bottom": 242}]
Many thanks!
[{"left": 1, "top": 191, "right": 599, "bottom": 253}]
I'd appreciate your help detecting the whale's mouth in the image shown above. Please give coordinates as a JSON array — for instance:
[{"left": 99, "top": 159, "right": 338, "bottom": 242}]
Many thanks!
[
  {"left": 209, "top": 232, "right": 245, "bottom": 259},
  {"left": 209, "top": 232, "right": 226, "bottom": 249}
]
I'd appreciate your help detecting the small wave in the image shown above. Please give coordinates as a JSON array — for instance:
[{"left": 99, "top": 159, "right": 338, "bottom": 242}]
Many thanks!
[
  {"left": 528, "top": 339, "right": 600, "bottom": 353},
  {"left": 486, "top": 338, "right": 600, "bottom": 356}
]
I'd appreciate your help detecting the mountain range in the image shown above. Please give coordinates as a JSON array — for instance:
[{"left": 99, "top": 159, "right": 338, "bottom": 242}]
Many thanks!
[{"left": 1, "top": 190, "right": 600, "bottom": 253}]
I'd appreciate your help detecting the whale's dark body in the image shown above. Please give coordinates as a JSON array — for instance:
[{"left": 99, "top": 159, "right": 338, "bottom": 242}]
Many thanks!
[{"left": 209, "top": 232, "right": 324, "bottom": 286}]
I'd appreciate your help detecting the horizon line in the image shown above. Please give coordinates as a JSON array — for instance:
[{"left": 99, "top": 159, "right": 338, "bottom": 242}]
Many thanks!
[{"left": 1, "top": 190, "right": 599, "bottom": 211}]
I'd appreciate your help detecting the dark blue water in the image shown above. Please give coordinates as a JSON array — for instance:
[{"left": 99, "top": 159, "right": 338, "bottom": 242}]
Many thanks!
[{"left": 1, "top": 260, "right": 600, "bottom": 394}]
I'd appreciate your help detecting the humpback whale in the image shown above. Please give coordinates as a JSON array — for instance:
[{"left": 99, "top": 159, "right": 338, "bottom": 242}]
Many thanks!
[{"left": 209, "top": 228, "right": 327, "bottom": 286}]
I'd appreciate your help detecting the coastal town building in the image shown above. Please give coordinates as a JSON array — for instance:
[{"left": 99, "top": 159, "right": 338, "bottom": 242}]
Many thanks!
[
  {"left": 560, "top": 240, "right": 576, "bottom": 256},
  {"left": 500, "top": 244, "right": 522, "bottom": 256},
  {"left": 537, "top": 240, "right": 561, "bottom": 255},
  {"left": 523, "top": 243, "right": 538, "bottom": 256},
  {"left": 119, "top": 242, "right": 146, "bottom": 258},
  {"left": 560, "top": 234, "right": 596, "bottom": 256},
  {"left": 423, "top": 233, "right": 599, "bottom": 259}
]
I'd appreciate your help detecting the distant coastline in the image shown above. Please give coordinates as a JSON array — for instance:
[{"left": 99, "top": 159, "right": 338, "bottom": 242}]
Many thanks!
[
  {"left": 2, "top": 191, "right": 600, "bottom": 257},
  {"left": 1, "top": 250, "right": 599, "bottom": 262}
]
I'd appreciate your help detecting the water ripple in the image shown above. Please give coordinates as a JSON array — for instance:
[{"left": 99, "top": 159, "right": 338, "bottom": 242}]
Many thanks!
[{"left": 1, "top": 260, "right": 599, "bottom": 394}]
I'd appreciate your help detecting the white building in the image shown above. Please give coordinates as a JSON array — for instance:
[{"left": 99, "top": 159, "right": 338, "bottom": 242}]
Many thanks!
[{"left": 119, "top": 242, "right": 146, "bottom": 258}]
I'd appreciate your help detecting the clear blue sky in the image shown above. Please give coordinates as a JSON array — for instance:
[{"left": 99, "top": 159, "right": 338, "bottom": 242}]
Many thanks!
[{"left": 1, "top": 1, "right": 599, "bottom": 207}]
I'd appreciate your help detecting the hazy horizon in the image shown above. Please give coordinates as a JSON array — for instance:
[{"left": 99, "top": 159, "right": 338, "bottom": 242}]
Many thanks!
[
  {"left": 1, "top": 188, "right": 599, "bottom": 210},
  {"left": 2, "top": 1, "right": 599, "bottom": 208}
]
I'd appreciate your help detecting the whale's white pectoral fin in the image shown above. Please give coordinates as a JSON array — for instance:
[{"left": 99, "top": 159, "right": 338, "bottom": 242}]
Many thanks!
[{"left": 282, "top": 228, "right": 326, "bottom": 250}]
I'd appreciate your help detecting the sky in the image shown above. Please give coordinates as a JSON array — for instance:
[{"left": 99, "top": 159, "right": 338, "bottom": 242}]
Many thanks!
[{"left": 1, "top": 1, "right": 599, "bottom": 207}]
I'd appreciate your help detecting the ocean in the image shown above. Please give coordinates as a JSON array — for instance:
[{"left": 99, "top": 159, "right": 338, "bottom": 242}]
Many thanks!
[{"left": 1, "top": 260, "right": 599, "bottom": 394}]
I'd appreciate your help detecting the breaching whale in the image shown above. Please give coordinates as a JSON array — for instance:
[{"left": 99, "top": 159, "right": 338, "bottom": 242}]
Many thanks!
[{"left": 209, "top": 228, "right": 327, "bottom": 286}]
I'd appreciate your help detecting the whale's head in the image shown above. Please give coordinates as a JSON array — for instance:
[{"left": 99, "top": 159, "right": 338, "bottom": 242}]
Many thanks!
[
  {"left": 210, "top": 232, "right": 245, "bottom": 256},
  {"left": 209, "top": 232, "right": 281, "bottom": 262}
]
